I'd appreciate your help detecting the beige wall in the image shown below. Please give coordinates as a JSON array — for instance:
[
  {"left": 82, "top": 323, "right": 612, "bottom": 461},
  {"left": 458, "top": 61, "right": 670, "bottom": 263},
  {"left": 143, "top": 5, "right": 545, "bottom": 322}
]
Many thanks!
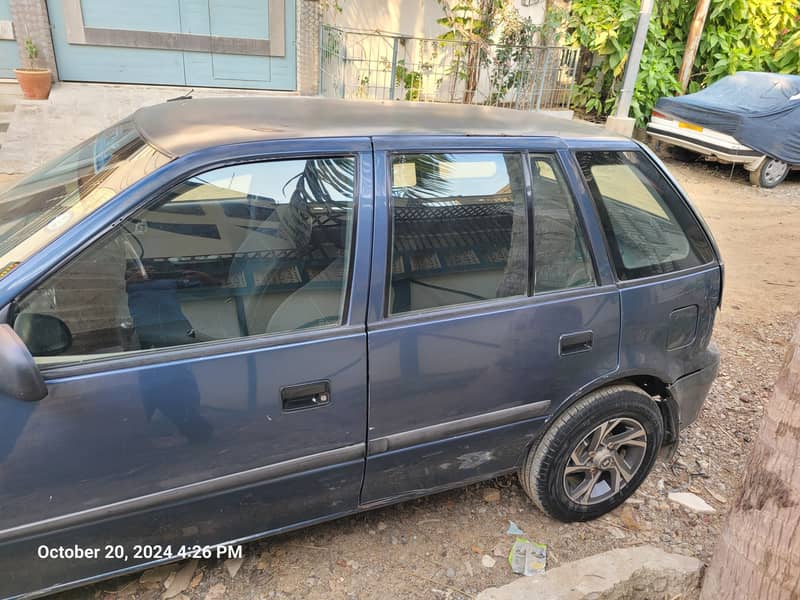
[
  {"left": 516, "top": 1, "right": 547, "bottom": 28},
  {"left": 328, "top": 0, "right": 547, "bottom": 38},
  {"left": 328, "top": 0, "right": 445, "bottom": 37}
]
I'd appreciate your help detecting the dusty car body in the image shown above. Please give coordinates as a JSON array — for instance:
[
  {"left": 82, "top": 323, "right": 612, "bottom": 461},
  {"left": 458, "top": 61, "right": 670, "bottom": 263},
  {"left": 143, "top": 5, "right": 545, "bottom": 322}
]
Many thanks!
[{"left": 0, "top": 97, "right": 721, "bottom": 599}]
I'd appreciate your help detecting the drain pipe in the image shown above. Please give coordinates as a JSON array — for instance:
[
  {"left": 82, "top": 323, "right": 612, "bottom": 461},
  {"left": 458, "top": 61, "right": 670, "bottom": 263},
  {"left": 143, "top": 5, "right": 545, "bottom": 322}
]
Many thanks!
[{"left": 606, "top": 0, "right": 654, "bottom": 137}]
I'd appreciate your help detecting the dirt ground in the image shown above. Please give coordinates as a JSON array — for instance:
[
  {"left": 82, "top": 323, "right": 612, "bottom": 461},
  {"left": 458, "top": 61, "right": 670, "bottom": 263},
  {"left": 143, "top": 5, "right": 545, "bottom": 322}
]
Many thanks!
[{"left": 11, "top": 156, "right": 800, "bottom": 599}]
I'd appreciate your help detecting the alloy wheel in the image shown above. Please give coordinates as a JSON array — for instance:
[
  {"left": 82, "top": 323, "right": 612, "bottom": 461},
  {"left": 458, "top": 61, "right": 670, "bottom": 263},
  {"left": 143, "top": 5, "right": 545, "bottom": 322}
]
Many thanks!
[{"left": 563, "top": 417, "right": 648, "bottom": 506}]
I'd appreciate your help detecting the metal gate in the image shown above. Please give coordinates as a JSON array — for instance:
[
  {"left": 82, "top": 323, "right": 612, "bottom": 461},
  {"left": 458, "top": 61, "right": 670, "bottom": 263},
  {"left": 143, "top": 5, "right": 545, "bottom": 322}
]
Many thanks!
[
  {"left": 48, "top": 0, "right": 296, "bottom": 90},
  {"left": 320, "top": 25, "right": 579, "bottom": 111}
]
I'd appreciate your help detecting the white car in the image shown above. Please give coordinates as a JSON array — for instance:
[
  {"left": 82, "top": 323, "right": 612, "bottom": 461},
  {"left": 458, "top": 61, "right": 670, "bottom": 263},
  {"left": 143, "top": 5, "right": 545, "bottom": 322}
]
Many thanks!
[{"left": 647, "top": 110, "right": 797, "bottom": 188}]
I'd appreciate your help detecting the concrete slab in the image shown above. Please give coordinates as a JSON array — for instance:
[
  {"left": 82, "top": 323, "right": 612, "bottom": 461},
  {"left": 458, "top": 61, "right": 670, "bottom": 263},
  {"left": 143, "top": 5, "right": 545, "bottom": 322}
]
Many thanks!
[
  {"left": 537, "top": 109, "right": 575, "bottom": 120},
  {"left": 0, "top": 82, "right": 21, "bottom": 150},
  {"left": 0, "top": 173, "right": 19, "bottom": 191},
  {"left": 605, "top": 115, "right": 636, "bottom": 137},
  {"left": 0, "top": 82, "right": 297, "bottom": 174},
  {"left": 476, "top": 545, "right": 703, "bottom": 600}
]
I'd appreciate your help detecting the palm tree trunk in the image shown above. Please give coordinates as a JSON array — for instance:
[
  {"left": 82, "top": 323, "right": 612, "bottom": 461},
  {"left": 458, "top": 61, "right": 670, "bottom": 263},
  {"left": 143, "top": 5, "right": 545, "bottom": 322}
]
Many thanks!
[
  {"left": 462, "top": 0, "right": 496, "bottom": 104},
  {"left": 462, "top": 42, "right": 482, "bottom": 104},
  {"left": 700, "top": 325, "right": 800, "bottom": 599}
]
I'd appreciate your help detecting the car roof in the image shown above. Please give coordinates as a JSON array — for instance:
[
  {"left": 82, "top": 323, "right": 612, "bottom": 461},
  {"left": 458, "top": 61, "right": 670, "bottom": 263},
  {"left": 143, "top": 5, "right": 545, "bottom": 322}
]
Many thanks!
[{"left": 133, "top": 96, "right": 623, "bottom": 157}]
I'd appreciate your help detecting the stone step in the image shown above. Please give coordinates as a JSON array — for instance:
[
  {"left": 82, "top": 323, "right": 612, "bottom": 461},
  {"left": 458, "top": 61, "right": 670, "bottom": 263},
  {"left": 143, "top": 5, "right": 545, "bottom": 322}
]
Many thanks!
[
  {"left": 0, "top": 115, "right": 12, "bottom": 148},
  {"left": 0, "top": 123, "right": 9, "bottom": 150},
  {"left": 0, "top": 84, "right": 21, "bottom": 150},
  {"left": 0, "top": 83, "right": 22, "bottom": 110}
]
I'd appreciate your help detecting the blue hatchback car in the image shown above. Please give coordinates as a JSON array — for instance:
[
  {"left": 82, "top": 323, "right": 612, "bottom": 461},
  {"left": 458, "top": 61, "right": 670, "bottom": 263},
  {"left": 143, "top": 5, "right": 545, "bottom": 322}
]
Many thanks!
[{"left": 0, "top": 97, "right": 721, "bottom": 599}]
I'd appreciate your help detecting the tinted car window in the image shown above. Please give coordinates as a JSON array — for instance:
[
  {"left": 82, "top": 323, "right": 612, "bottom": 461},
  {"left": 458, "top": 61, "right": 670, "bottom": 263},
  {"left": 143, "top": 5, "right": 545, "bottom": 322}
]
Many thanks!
[
  {"left": 530, "top": 154, "right": 595, "bottom": 293},
  {"left": 388, "top": 152, "right": 528, "bottom": 314},
  {"left": 576, "top": 151, "right": 714, "bottom": 280},
  {"left": 13, "top": 157, "right": 357, "bottom": 361}
]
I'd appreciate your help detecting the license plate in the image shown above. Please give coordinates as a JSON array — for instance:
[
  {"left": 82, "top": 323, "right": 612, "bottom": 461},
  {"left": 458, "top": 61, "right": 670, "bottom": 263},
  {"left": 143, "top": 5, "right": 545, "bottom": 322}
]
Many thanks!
[{"left": 678, "top": 121, "right": 703, "bottom": 132}]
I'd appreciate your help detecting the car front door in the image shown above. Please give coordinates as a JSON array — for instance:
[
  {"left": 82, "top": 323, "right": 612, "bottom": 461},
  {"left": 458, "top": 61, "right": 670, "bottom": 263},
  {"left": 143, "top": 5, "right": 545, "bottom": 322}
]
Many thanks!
[
  {"left": 361, "top": 138, "right": 621, "bottom": 504},
  {"left": 0, "top": 140, "right": 372, "bottom": 598}
]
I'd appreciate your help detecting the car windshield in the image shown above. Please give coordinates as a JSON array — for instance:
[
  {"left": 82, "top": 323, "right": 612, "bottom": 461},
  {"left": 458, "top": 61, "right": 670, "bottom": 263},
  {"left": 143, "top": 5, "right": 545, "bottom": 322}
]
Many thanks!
[{"left": 0, "top": 120, "right": 170, "bottom": 272}]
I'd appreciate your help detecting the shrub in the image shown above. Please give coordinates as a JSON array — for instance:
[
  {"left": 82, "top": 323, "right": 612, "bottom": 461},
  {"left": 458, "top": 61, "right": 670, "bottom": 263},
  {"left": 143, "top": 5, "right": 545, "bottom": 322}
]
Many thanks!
[{"left": 567, "top": 0, "right": 800, "bottom": 126}]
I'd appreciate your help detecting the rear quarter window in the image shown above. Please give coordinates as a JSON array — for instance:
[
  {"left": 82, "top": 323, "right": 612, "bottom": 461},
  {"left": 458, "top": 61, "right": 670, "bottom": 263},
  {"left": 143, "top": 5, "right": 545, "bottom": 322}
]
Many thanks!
[{"left": 576, "top": 150, "right": 714, "bottom": 280}]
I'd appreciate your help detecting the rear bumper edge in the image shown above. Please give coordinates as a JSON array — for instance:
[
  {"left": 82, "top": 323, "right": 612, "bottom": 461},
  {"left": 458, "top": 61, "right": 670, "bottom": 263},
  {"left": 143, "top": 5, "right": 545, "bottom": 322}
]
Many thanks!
[
  {"left": 646, "top": 127, "right": 762, "bottom": 164},
  {"left": 669, "top": 342, "right": 721, "bottom": 429}
]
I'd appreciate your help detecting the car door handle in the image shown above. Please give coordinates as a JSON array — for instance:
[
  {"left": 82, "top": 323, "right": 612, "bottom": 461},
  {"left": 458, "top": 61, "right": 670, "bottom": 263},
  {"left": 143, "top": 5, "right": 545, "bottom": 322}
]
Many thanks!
[
  {"left": 281, "top": 380, "right": 331, "bottom": 412},
  {"left": 559, "top": 331, "right": 593, "bottom": 356}
]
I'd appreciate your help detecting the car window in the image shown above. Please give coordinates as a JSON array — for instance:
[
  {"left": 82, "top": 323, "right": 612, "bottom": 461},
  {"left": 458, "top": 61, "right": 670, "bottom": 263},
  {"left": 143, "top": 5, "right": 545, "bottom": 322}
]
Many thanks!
[
  {"left": 0, "top": 120, "right": 169, "bottom": 269},
  {"left": 12, "top": 157, "right": 357, "bottom": 363},
  {"left": 576, "top": 150, "right": 714, "bottom": 280},
  {"left": 388, "top": 152, "right": 528, "bottom": 314},
  {"left": 530, "top": 154, "right": 595, "bottom": 293}
]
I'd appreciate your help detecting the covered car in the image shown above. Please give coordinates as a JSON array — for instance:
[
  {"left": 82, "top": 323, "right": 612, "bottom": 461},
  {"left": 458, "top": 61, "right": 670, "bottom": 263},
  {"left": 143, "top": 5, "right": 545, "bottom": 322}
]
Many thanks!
[{"left": 647, "top": 72, "right": 800, "bottom": 188}]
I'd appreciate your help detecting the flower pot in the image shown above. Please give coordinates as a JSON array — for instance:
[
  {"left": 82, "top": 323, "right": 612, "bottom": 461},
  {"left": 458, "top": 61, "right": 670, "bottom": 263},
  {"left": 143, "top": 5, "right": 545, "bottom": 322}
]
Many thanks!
[{"left": 14, "top": 68, "right": 52, "bottom": 100}]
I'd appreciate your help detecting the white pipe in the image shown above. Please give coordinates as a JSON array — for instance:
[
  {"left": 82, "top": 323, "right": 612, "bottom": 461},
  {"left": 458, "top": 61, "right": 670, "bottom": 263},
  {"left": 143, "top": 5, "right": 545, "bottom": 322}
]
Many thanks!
[{"left": 615, "top": 0, "right": 654, "bottom": 118}]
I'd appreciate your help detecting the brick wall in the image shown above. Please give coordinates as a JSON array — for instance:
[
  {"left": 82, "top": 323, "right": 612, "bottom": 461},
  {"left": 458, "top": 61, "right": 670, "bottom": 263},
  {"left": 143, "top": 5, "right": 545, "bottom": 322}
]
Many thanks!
[
  {"left": 296, "top": 0, "right": 322, "bottom": 95},
  {"left": 9, "top": 0, "right": 57, "bottom": 78}
]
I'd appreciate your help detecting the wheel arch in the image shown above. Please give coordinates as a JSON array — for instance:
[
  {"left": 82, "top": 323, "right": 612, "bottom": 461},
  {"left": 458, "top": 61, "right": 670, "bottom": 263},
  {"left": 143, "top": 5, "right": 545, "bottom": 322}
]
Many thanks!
[
  {"left": 528, "top": 372, "right": 680, "bottom": 463},
  {"left": 519, "top": 375, "right": 671, "bottom": 520}
]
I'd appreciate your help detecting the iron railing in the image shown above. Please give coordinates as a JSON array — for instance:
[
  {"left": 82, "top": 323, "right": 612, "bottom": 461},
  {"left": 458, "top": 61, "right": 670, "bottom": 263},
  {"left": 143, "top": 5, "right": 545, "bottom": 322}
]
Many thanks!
[{"left": 320, "top": 25, "right": 579, "bottom": 111}]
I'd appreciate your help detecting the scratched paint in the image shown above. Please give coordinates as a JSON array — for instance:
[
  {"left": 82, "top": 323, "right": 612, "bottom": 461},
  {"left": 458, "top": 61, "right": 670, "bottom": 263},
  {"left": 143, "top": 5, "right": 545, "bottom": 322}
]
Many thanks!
[{"left": 457, "top": 450, "right": 495, "bottom": 470}]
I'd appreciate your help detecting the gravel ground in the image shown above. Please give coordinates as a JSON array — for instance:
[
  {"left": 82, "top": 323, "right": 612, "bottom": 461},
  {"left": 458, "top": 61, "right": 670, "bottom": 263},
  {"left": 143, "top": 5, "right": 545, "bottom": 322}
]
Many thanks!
[{"left": 34, "top": 157, "right": 800, "bottom": 600}]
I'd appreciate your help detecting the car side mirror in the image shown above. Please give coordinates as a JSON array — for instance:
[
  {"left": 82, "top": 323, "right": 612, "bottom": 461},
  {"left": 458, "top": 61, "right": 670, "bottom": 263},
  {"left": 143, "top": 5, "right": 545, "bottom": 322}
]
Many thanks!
[
  {"left": 0, "top": 324, "right": 48, "bottom": 402},
  {"left": 13, "top": 313, "right": 72, "bottom": 356}
]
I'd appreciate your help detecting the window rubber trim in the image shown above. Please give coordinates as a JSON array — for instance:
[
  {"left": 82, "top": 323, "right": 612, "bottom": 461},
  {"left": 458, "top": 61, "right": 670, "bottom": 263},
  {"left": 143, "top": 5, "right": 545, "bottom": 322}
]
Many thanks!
[{"left": 38, "top": 324, "right": 366, "bottom": 380}]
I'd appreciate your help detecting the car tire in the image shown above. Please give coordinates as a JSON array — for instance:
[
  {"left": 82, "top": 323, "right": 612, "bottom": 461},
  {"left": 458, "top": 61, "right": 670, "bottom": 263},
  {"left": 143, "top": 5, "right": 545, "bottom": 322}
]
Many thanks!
[
  {"left": 750, "top": 158, "right": 789, "bottom": 188},
  {"left": 520, "top": 385, "right": 664, "bottom": 522}
]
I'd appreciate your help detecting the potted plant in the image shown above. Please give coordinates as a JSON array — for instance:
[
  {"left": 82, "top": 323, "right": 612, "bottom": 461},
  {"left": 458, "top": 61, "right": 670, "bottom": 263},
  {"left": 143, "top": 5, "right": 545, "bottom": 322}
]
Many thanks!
[{"left": 14, "top": 38, "right": 52, "bottom": 100}]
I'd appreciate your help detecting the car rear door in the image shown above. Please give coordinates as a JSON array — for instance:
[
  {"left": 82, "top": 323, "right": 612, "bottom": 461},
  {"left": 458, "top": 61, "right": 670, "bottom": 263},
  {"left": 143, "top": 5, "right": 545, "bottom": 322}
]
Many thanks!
[
  {"left": 361, "top": 137, "right": 621, "bottom": 504},
  {"left": 573, "top": 145, "right": 721, "bottom": 423},
  {"left": 0, "top": 139, "right": 372, "bottom": 598}
]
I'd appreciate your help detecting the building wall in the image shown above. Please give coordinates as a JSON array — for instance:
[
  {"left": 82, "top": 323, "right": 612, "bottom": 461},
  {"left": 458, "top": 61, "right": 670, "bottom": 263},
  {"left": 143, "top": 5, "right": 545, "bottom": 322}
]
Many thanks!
[
  {"left": 297, "top": 0, "right": 322, "bottom": 94},
  {"left": 3, "top": 0, "right": 550, "bottom": 93},
  {"left": 329, "top": 0, "right": 547, "bottom": 38},
  {"left": 516, "top": 0, "right": 548, "bottom": 28},
  {"left": 9, "top": 0, "right": 56, "bottom": 77},
  {"left": 8, "top": 0, "right": 304, "bottom": 90},
  {"left": 329, "top": 0, "right": 446, "bottom": 38},
  {"left": 0, "top": 0, "right": 19, "bottom": 78}
]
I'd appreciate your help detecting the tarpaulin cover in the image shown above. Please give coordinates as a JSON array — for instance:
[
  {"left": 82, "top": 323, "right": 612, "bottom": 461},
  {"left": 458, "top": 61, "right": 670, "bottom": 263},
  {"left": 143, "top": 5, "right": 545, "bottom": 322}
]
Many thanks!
[{"left": 655, "top": 72, "right": 800, "bottom": 165}]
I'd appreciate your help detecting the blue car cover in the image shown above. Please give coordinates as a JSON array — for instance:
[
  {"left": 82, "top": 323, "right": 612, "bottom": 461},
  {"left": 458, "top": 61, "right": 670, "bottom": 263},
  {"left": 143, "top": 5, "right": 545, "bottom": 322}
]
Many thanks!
[{"left": 655, "top": 72, "right": 800, "bottom": 165}]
